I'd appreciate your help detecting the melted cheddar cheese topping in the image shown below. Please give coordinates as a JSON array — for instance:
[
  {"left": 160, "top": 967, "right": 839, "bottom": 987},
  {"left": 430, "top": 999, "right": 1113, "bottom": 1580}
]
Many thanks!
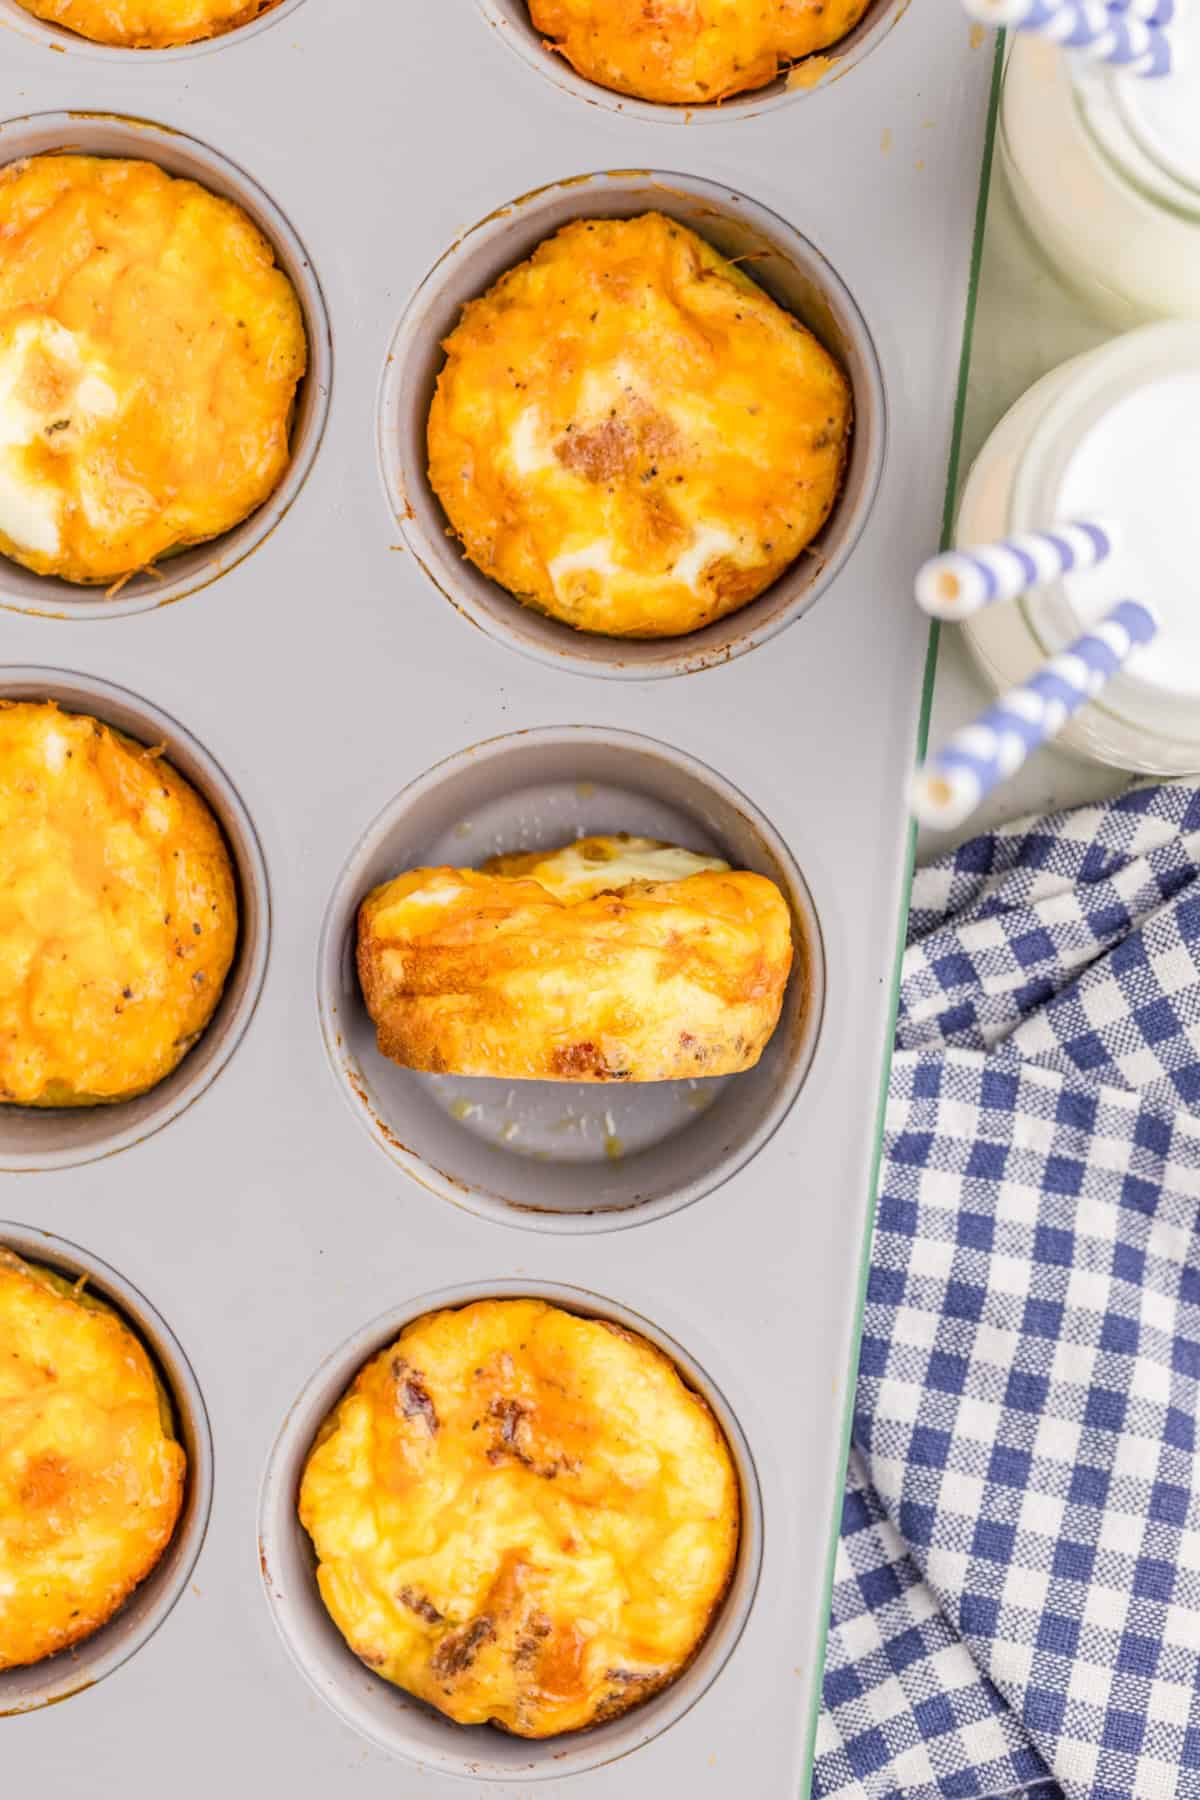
[
  {"left": 0, "top": 1251, "right": 186, "bottom": 1672},
  {"left": 528, "top": 0, "right": 873, "bottom": 104},
  {"left": 357, "top": 834, "right": 794, "bottom": 1083},
  {"left": 0, "top": 154, "right": 306, "bottom": 586},
  {"left": 299, "top": 1298, "right": 739, "bottom": 1737},
  {"left": 427, "top": 213, "right": 851, "bottom": 639},
  {"left": 13, "top": 0, "right": 281, "bottom": 49},
  {"left": 0, "top": 701, "right": 238, "bottom": 1108}
]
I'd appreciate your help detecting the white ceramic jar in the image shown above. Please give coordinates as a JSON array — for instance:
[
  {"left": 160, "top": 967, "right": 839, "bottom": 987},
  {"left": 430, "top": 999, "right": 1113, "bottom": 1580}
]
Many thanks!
[
  {"left": 957, "top": 321, "right": 1200, "bottom": 774},
  {"left": 1001, "top": 18, "right": 1200, "bottom": 325}
]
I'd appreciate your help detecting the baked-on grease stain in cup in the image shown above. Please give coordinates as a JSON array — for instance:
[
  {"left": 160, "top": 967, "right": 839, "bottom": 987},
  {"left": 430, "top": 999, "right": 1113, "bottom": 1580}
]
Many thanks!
[
  {"left": 0, "top": 112, "right": 331, "bottom": 621},
  {"left": 378, "top": 170, "right": 885, "bottom": 679},
  {"left": 0, "top": 1223, "right": 213, "bottom": 1713},
  {"left": 474, "top": 0, "right": 912, "bottom": 123},
  {"left": 317, "top": 726, "right": 825, "bottom": 1233},
  {"left": 0, "top": 667, "right": 271, "bottom": 1172},
  {"left": 258, "top": 1279, "right": 763, "bottom": 1781}
]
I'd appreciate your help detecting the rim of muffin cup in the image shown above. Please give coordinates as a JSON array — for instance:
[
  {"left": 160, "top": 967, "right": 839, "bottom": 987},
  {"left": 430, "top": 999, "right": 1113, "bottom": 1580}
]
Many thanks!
[
  {"left": 475, "top": 0, "right": 910, "bottom": 122},
  {"left": 0, "top": 666, "right": 271, "bottom": 1172},
  {"left": 316, "top": 724, "right": 825, "bottom": 1234},
  {"left": 0, "top": 111, "right": 331, "bottom": 621},
  {"left": 259, "top": 1278, "right": 764, "bottom": 1780},
  {"left": 0, "top": 1222, "right": 213, "bottom": 1714},
  {"left": 0, "top": 0, "right": 305, "bottom": 61},
  {"left": 378, "top": 169, "right": 886, "bottom": 680}
]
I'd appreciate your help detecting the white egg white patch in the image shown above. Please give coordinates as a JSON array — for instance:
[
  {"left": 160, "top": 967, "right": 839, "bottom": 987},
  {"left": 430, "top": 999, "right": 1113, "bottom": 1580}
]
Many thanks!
[{"left": 0, "top": 317, "right": 119, "bottom": 557}]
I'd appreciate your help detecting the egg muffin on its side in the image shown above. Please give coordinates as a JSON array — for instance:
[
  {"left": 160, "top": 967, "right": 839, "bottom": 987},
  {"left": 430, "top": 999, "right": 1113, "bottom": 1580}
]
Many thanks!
[
  {"left": 0, "top": 701, "right": 238, "bottom": 1108},
  {"left": 529, "top": 0, "right": 873, "bottom": 105},
  {"left": 0, "top": 1249, "right": 186, "bottom": 1672},
  {"left": 358, "top": 834, "right": 795, "bottom": 1083},
  {"left": 0, "top": 154, "right": 307, "bottom": 587},
  {"left": 426, "top": 213, "right": 852, "bottom": 639},
  {"left": 12, "top": 0, "right": 281, "bottom": 47},
  {"left": 299, "top": 1297, "right": 740, "bottom": 1737}
]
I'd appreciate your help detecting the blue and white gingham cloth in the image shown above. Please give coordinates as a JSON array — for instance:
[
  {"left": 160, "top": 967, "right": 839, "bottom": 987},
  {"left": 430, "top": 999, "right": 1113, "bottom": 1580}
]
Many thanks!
[{"left": 814, "top": 782, "right": 1200, "bottom": 1800}]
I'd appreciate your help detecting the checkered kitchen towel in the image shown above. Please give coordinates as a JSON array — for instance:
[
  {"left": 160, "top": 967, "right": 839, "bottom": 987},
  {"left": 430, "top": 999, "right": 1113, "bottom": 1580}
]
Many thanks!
[{"left": 813, "top": 782, "right": 1200, "bottom": 1800}]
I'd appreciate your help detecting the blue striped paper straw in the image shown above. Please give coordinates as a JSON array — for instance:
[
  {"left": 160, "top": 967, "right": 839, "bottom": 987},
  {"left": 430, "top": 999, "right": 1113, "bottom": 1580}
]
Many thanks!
[
  {"left": 912, "top": 599, "right": 1158, "bottom": 829},
  {"left": 962, "top": 0, "right": 1174, "bottom": 73},
  {"left": 1108, "top": 0, "right": 1173, "bottom": 26},
  {"left": 915, "top": 521, "right": 1118, "bottom": 619}
]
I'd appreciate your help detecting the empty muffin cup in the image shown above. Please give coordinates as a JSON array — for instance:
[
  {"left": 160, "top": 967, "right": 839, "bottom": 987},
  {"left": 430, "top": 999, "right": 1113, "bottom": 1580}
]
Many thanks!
[
  {"left": 317, "top": 726, "right": 824, "bottom": 1232},
  {"left": 378, "top": 169, "right": 884, "bottom": 678},
  {"left": 0, "top": 666, "right": 271, "bottom": 1172},
  {"left": 475, "top": 0, "right": 910, "bottom": 121},
  {"left": 0, "top": 1222, "right": 213, "bottom": 1713},
  {"left": 0, "top": 111, "right": 331, "bottom": 618},
  {"left": 259, "top": 1278, "right": 763, "bottom": 1780}
]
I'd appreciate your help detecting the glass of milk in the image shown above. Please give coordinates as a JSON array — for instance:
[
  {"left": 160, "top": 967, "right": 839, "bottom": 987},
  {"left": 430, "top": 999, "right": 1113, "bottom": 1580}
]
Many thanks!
[
  {"left": 957, "top": 321, "right": 1200, "bottom": 774},
  {"left": 1001, "top": 15, "right": 1200, "bottom": 325}
]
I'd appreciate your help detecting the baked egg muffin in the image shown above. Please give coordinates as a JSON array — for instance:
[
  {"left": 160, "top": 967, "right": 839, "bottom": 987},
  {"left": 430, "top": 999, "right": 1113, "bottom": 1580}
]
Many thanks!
[
  {"left": 426, "top": 213, "right": 852, "bottom": 638},
  {"left": 11, "top": 0, "right": 280, "bottom": 46},
  {"left": 0, "top": 153, "right": 307, "bottom": 587},
  {"left": 0, "top": 701, "right": 238, "bottom": 1108},
  {"left": 358, "top": 833, "right": 793, "bottom": 1083},
  {"left": 0, "top": 1249, "right": 186, "bottom": 1671},
  {"left": 299, "top": 1297, "right": 740, "bottom": 1737},
  {"left": 529, "top": 0, "right": 873, "bottom": 105}
]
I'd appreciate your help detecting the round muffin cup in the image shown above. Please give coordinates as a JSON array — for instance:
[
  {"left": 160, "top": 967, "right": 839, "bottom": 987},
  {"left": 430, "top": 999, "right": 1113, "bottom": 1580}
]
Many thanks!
[
  {"left": 378, "top": 170, "right": 885, "bottom": 679},
  {"left": 0, "top": 111, "right": 331, "bottom": 619},
  {"left": 0, "top": 0, "right": 304, "bottom": 62},
  {"left": 317, "top": 725, "right": 824, "bottom": 1233},
  {"left": 475, "top": 0, "right": 910, "bottom": 121},
  {"left": 0, "top": 666, "right": 271, "bottom": 1172},
  {"left": 0, "top": 1222, "right": 213, "bottom": 1714},
  {"left": 259, "top": 1279, "right": 763, "bottom": 1780}
]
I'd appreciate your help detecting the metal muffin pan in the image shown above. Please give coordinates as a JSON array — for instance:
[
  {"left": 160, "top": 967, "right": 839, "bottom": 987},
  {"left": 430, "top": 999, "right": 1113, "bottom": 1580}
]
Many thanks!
[
  {"left": 0, "top": 0, "right": 305, "bottom": 64},
  {"left": 476, "top": 0, "right": 913, "bottom": 123},
  {"left": 379, "top": 168, "right": 885, "bottom": 679},
  {"left": 0, "top": 666, "right": 270, "bottom": 1173},
  {"left": 259, "top": 1278, "right": 763, "bottom": 1780},
  {"left": 0, "top": 5, "right": 996, "bottom": 1795},
  {"left": 0, "top": 111, "right": 331, "bottom": 621},
  {"left": 318, "top": 725, "right": 824, "bottom": 1232},
  {"left": 0, "top": 1221, "right": 213, "bottom": 1714}
]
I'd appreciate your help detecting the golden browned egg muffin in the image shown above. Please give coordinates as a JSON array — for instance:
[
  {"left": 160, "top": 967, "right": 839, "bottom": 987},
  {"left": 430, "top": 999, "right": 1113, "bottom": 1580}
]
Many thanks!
[
  {"left": 0, "top": 701, "right": 238, "bottom": 1108},
  {"left": 299, "top": 1297, "right": 739, "bottom": 1737},
  {"left": 12, "top": 0, "right": 280, "bottom": 46},
  {"left": 529, "top": 0, "right": 872, "bottom": 104},
  {"left": 0, "top": 1249, "right": 186, "bottom": 1671},
  {"left": 0, "top": 154, "right": 306, "bottom": 587},
  {"left": 426, "top": 213, "right": 851, "bottom": 639},
  {"left": 358, "top": 833, "right": 793, "bottom": 1083}
]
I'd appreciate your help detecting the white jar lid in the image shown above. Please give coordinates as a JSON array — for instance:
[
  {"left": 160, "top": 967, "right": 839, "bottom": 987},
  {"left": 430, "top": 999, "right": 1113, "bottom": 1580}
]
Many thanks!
[{"left": 1105, "top": 4, "right": 1200, "bottom": 198}]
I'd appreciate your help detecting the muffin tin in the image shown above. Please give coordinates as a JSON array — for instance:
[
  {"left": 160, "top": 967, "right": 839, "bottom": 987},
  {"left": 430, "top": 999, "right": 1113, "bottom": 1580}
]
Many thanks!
[
  {"left": 0, "top": 113, "right": 331, "bottom": 621},
  {"left": 0, "top": 4, "right": 997, "bottom": 1795},
  {"left": 318, "top": 726, "right": 824, "bottom": 1230},
  {"left": 0, "top": 0, "right": 306, "bottom": 60},
  {"left": 260, "top": 1279, "right": 763, "bottom": 1779},
  {"left": 0, "top": 667, "right": 270, "bottom": 1171},
  {"left": 380, "top": 169, "right": 885, "bottom": 678},
  {"left": 477, "top": 0, "right": 914, "bottom": 123},
  {"left": 0, "top": 1222, "right": 212, "bottom": 1715}
]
